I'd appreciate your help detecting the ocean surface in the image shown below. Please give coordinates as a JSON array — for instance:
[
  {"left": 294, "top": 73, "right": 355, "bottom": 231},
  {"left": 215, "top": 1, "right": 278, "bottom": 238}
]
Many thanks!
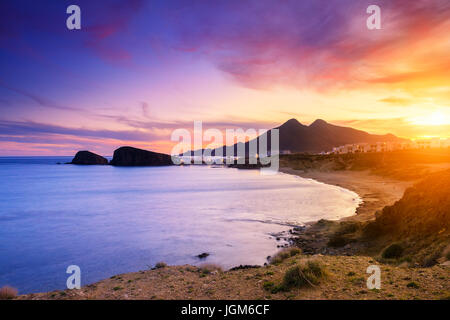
[{"left": 0, "top": 157, "right": 360, "bottom": 294}]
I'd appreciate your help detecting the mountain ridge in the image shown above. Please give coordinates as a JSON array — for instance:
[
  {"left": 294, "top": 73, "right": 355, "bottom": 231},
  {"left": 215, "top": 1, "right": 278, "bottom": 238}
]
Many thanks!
[{"left": 184, "top": 118, "right": 407, "bottom": 156}]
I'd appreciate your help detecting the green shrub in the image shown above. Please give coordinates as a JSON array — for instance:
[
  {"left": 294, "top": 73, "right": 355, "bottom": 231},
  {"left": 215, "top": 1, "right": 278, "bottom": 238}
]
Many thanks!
[
  {"left": 279, "top": 261, "right": 326, "bottom": 291},
  {"left": 382, "top": 243, "right": 403, "bottom": 259},
  {"left": 446, "top": 251, "right": 450, "bottom": 260},
  {"left": 262, "top": 281, "right": 275, "bottom": 291}
]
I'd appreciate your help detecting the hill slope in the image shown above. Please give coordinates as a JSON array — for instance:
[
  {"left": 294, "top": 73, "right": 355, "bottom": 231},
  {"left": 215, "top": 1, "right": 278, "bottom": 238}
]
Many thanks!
[{"left": 364, "top": 169, "right": 450, "bottom": 265}]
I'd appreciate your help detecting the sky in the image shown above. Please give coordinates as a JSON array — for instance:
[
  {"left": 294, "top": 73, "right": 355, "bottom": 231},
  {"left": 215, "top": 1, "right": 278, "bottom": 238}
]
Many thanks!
[{"left": 0, "top": 0, "right": 449, "bottom": 156}]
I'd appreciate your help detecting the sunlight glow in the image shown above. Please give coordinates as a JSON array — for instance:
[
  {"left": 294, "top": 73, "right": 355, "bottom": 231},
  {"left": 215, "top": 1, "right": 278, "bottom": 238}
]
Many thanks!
[{"left": 409, "top": 111, "right": 450, "bottom": 126}]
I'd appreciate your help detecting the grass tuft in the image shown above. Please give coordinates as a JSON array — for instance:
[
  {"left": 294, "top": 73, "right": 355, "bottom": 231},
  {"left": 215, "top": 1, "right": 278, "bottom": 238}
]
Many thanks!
[
  {"left": 274, "top": 261, "right": 327, "bottom": 292},
  {"left": 269, "top": 247, "right": 301, "bottom": 265}
]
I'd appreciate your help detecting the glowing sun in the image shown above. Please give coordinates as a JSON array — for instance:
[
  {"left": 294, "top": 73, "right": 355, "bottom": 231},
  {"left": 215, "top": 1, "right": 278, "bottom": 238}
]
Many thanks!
[{"left": 410, "top": 111, "right": 450, "bottom": 126}]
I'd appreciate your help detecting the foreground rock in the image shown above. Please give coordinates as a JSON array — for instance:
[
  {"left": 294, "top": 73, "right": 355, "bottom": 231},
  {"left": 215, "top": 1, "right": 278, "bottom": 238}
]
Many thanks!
[
  {"left": 70, "top": 151, "right": 108, "bottom": 165},
  {"left": 110, "top": 146, "right": 173, "bottom": 166}
]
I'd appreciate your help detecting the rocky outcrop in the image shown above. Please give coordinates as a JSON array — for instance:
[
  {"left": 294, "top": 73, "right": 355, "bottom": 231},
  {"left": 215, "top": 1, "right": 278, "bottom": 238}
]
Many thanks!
[
  {"left": 110, "top": 146, "right": 173, "bottom": 166},
  {"left": 70, "top": 151, "right": 108, "bottom": 165}
]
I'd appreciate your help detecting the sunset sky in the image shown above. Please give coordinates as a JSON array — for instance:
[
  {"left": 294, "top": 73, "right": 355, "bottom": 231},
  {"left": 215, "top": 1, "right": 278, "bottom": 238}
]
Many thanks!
[{"left": 0, "top": 0, "right": 449, "bottom": 156}]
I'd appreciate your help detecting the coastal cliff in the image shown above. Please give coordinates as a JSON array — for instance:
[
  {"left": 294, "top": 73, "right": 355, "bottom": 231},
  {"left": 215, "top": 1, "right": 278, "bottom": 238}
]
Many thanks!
[
  {"left": 110, "top": 146, "right": 173, "bottom": 166},
  {"left": 70, "top": 151, "right": 108, "bottom": 165}
]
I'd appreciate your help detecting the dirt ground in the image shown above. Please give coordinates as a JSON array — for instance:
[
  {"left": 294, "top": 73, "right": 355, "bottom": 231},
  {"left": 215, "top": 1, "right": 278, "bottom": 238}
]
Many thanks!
[{"left": 19, "top": 254, "right": 449, "bottom": 300}]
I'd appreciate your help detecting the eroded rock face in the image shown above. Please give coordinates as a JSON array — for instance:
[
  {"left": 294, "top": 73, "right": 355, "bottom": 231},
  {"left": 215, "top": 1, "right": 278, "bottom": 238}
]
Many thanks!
[
  {"left": 110, "top": 146, "right": 173, "bottom": 166},
  {"left": 71, "top": 151, "right": 108, "bottom": 165}
]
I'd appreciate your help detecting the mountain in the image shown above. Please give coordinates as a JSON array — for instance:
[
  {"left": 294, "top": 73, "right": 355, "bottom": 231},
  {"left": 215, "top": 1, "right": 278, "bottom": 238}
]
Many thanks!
[
  {"left": 274, "top": 118, "right": 404, "bottom": 153},
  {"left": 185, "top": 118, "right": 406, "bottom": 156}
]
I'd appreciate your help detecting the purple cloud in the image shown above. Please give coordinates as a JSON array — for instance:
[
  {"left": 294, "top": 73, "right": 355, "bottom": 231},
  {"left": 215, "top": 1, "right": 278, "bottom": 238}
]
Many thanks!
[{"left": 163, "top": 0, "right": 450, "bottom": 89}]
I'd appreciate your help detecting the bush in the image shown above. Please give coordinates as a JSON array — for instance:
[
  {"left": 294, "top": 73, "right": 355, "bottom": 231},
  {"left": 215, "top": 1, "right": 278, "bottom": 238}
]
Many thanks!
[
  {"left": 154, "top": 262, "right": 167, "bottom": 269},
  {"left": 382, "top": 243, "right": 403, "bottom": 259},
  {"left": 0, "top": 286, "right": 17, "bottom": 300},
  {"left": 262, "top": 281, "right": 275, "bottom": 291},
  {"left": 279, "top": 261, "right": 326, "bottom": 291},
  {"left": 269, "top": 248, "right": 301, "bottom": 265}
]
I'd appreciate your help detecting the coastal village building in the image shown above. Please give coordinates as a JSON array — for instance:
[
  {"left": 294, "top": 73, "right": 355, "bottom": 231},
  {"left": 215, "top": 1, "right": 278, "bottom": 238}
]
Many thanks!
[{"left": 330, "top": 138, "right": 450, "bottom": 155}]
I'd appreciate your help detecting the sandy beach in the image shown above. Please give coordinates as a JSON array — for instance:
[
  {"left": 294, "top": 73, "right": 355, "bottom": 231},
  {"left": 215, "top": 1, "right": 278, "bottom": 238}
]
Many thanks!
[{"left": 280, "top": 168, "right": 414, "bottom": 222}]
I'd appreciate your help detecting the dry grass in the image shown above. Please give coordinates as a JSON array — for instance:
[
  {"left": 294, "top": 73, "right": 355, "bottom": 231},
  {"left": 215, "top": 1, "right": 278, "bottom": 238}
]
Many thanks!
[{"left": 0, "top": 286, "right": 18, "bottom": 300}]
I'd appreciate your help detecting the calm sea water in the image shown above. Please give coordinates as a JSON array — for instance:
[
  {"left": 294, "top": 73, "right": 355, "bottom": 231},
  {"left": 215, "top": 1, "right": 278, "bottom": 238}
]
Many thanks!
[{"left": 0, "top": 157, "right": 360, "bottom": 294}]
